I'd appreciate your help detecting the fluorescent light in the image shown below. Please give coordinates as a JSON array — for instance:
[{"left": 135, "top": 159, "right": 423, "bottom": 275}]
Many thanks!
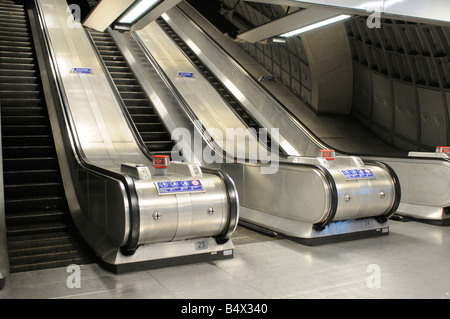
[
  {"left": 280, "top": 14, "right": 352, "bottom": 37},
  {"left": 119, "top": 0, "right": 159, "bottom": 24},
  {"left": 272, "top": 37, "right": 287, "bottom": 43}
]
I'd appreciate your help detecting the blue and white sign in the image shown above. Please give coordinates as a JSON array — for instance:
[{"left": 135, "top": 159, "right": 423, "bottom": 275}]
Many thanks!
[
  {"left": 71, "top": 67, "right": 92, "bottom": 74},
  {"left": 340, "top": 169, "right": 376, "bottom": 180},
  {"left": 177, "top": 71, "right": 194, "bottom": 78},
  {"left": 155, "top": 180, "right": 204, "bottom": 195}
]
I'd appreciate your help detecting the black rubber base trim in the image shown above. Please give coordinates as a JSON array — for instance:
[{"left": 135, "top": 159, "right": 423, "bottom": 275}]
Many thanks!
[
  {"left": 238, "top": 220, "right": 389, "bottom": 246},
  {"left": 99, "top": 249, "right": 234, "bottom": 274},
  {"left": 285, "top": 228, "right": 389, "bottom": 247},
  {"left": 399, "top": 216, "right": 450, "bottom": 226}
]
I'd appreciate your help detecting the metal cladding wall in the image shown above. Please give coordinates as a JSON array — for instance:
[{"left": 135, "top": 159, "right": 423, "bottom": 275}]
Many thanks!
[
  {"left": 346, "top": 17, "right": 450, "bottom": 151},
  {"left": 221, "top": 1, "right": 449, "bottom": 152},
  {"left": 221, "top": 0, "right": 313, "bottom": 108}
]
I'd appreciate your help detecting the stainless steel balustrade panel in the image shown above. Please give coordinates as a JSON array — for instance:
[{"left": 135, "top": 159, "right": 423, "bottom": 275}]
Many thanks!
[
  {"left": 162, "top": 8, "right": 317, "bottom": 157},
  {"left": 38, "top": 0, "right": 237, "bottom": 255},
  {"left": 366, "top": 156, "right": 450, "bottom": 220},
  {"left": 40, "top": 0, "right": 148, "bottom": 171},
  {"left": 136, "top": 22, "right": 261, "bottom": 161}
]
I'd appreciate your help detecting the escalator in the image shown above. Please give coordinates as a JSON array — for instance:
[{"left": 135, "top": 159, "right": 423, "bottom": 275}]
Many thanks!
[
  {"left": 155, "top": 17, "right": 278, "bottom": 154},
  {"left": 88, "top": 29, "right": 175, "bottom": 156},
  {"left": 0, "top": 0, "right": 93, "bottom": 273}
]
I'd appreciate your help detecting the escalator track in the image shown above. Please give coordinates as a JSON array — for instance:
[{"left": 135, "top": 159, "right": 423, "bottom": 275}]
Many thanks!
[
  {"left": 155, "top": 17, "right": 282, "bottom": 155},
  {"left": 0, "top": 0, "right": 94, "bottom": 273},
  {"left": 88, "top": 29, "right": 176, "bottom": 157}
]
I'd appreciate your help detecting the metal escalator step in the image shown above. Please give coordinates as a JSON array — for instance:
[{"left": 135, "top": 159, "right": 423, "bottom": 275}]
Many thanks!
[
  {"left": 119, "top": 91, "right": 147, "bottom": 99},
  {"left": 0, "top": 62, "right": 35, "bottom": 70},
  {"left": 126, "top": 106, "right": 155, "bottom": 114},
  {"left": 4, "top": 195, "right": 66, "bottom": 213},
  {"left": 1, "top": 115, "right": 47, "bottom": 125},
  {"left": 0, "top": 68, "right": 36, "bottom": 77},
  {"left": 3, "top": 169, "right": 60, "bottom": 184},
  {"left": 104, "top": 60, "right": 127, "bottom": 68},
  {"left": 122, "top": 98, "right": 150, "bottom": 106},
  {"left": 2, "top": 145, "right": 55, "bottom": 159},
  {"left": 0, "top": 90, "right": 41, "bottom": 99},
  {"left": 134, "top": 122, "right": 166, "bottom": 131},
  {"left": 0, "top": 3, "right": 25, "bottom": 11},
  {"left": 2, "top": 157, "right": 59, "bottom": 171},
  {"left": 0, "top": 44, "right": 32, "bottom": 52},
  {"left": 6, "top": 229, "right": 95, "bottom": 273},
  {"left": 145, "top": 141, "right": 175, "bottom": 151},
  {"left": 0, "top": 49, "right": 33, "bottom": 59},
  {"left": 2, "top": 135, "right": 53, "bottom": 147},
  {"left": 4, "top": 182, "right": 64, "bottom": 199},
  {"left": 0, "top": 98, "right": 43, "bottom": 107},
  {"left": 0, "top": 39, "right": 31, "bottom": 49},
  {"left": 5, "top": 210, "right": 66, "bottom": 226},
  {"left": 0, "top": 106, "right": 43, "bottom": 116},
  {"left": 131, "top": 114, "right": 160, "bottom": 123},
  {"left": 8, "top": 251, "right": 92, "bottom": 273},
  {"left": 112, "top": 77, "right": 138, "bottom": 86},
  {"left": 1, "top": 0, "right": 95, "bottom": 273},
  {"left": 115, "top": 84, "right": 143, "bottom": 92},
  {"left": 0, "top": 56, "right": 34, "bottom": 65},
  {"left": 0, "top": 35, "right": 30, "bottom": 43},
  {"left": 6, "top": 221, "right": 68, "bottom": 237},
  {"left": 1, "top": 124, "right": 50, "bottom": 135},
  {"left": 140, "top": 132, "right": 172, "bottom": 140},
  {"left": 109, "top": 71, "right": 135, "bottom": 79},
  {"left": 0, "top": 75, "right": 37, "bottom": 83},
  {"left": 0, "top": 82, "right": 39, "bottom": 91}
]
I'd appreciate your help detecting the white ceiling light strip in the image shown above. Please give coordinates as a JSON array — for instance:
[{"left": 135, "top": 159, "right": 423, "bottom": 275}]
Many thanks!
[
  {"left": 280, "top": 14, "right": 352, "bottom": 37},
  {"left": 119, "top": 0, "right": 159, "bottom": 24}
]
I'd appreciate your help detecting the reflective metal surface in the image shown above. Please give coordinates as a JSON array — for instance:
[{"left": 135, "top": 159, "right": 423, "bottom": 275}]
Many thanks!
[
  {"left": 366, "top": 155, "right": 450, "bottom": 222},
  {"left": 129, "top": 20, "right": 398, "bottom": 242},
  {"left": 173, "top": 2, "right": 450, "bottom": 224},
  {"left": 31, "top": 0, "right": 238, "bottom": 270}
]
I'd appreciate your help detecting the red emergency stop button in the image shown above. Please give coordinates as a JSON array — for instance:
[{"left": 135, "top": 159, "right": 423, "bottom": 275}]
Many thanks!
[
  {"left": 319, "top": 149, "right": 335, "bottom": 160},
  {"left": 436, "top": 146, "right": 450, "bottom": 153},
  {"left": 153, "top": 155, "right": 170, "bottom": 168}
]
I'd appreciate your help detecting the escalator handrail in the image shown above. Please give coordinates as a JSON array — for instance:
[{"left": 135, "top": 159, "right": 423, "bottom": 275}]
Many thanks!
[
  {"left": 84, "top": 27, "right": 156, "bottom": 163},
  {"left": 30, "top": 0, "right": 140, "bottom": 253},
  {"left": 172, "top": 6, "right": 330, "bottom": 152},
  {"left": 129, "top": 29, "right": 292, "bottom": 164}
]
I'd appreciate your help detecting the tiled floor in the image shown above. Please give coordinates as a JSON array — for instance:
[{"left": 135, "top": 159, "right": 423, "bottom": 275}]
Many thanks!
[{"left": 1, "top": 220, "right": 449, "bottom": 299}]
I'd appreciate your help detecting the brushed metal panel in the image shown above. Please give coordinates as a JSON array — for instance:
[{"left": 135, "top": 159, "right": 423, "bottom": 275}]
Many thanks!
[
  {"left": 372, "top": 72, "right": 393, "bottom": 129},
  {"left": 417, "top": 87, "right": 447, "bottom": 147},
  {"left": 393, "top": 80, "right": 418, "bottom": 142}
]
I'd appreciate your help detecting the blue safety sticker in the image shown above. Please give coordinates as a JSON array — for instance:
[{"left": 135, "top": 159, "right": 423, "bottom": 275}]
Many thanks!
[
  {"left": 155, "top": 180, "right": 204, "bottom": 195},
  {"left": 72, "top": 67, "right": 92, "bottom": 74},
  {"left": 340, "top": 169, "right": 376, "bottom": 180},
  {"left": 177, "top": 71, "right": 194, "bottom": 78}
]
